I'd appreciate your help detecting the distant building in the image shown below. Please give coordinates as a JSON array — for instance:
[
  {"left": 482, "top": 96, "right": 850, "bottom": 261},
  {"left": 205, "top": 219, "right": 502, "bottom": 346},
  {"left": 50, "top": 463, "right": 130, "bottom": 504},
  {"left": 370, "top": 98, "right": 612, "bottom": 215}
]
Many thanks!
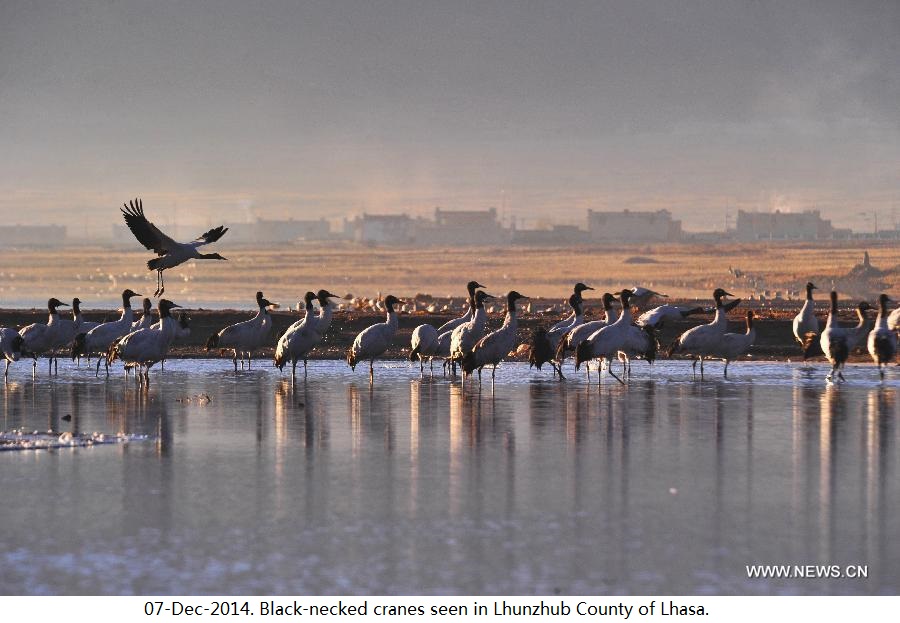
[
  {"left": 511, "top": 224, "right": 589, "bottom": 245},
  {"left": 0, "top": 224, "right": 67, "bottom": 247},
  {"left": 232, "top": 217, "right": 332, "bottom": 244},
  {"left": 586, "top": 209, "right": 682, "bottom": 242},
  {"left": 734, "top": 209, "right": 851, "bottom": 241},
  {"left": 416, "top": 207, "right": 508, "bottom": 245},
  {"left": 346, "top": 213, "right": 415, "bottom": 244}
]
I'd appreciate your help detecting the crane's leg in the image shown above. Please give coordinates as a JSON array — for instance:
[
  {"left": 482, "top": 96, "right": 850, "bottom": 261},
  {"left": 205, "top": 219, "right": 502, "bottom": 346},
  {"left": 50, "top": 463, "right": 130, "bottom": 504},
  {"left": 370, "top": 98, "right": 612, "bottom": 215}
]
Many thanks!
[
  {"left": 492, "top": 364, "right": 497, "bottom": 381},
  {"left": 699, "top": 357, "right": 705, "bottom": 380},
  {"left": 291, "top": 359, "right": 297, "bottom": 381},
  {"left": 4, "top": 360, "right": 9, "bottom": 380},
  {"left": 419, "top": 356, "right": 424, "bottom": 374},
  {"left": 247, "top": 352, "right": 252, "bottom": 369},
  {"left": 232, "top": 350, "right": 238, "bottom": 372},
  {"left": 604, "top": 358, "right": 625, "bottom": 385},
  {"left": 48, "top": 357, "right": 52, "bottom": 376},
  {"left": 724, "top": 360, "right": 729, "bottom": 379},
  {"left": 32, "top": 357, "right": 36, "bottom": 378},
  {"left": 692, "top": 358, "right": 697, "bottom": 377},
  {"left": 96, "top": 357, "right": 102, "bottom": 377},
  {"left": 303, "top": 358, "right": 308, "bottom": 376},
  {"left": 158, "top": 270, "right": 165, "bottom": 297},
  {"left": 369, "top": 359, "right": 374, "bottom": 384},
  {"left": 54, "top": 357, "right": 58, "bottom": 375}
]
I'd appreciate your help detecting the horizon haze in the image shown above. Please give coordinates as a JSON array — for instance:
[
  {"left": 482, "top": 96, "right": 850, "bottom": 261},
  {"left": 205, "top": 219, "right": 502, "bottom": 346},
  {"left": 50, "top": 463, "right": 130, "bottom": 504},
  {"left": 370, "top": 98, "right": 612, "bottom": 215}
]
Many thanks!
[{"left": 2, "top": 0, "right": 898, "bottom": 235}]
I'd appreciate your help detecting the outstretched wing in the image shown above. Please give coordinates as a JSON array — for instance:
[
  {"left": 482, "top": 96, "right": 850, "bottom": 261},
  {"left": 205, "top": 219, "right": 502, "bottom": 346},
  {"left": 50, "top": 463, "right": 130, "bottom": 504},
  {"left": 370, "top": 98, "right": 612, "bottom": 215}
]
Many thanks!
[
  {"left": 192, "top": 225, "right": 228, "bottom": 246},
  {"left": 120, "top": 198, "right": 177, "bottom": 255}
]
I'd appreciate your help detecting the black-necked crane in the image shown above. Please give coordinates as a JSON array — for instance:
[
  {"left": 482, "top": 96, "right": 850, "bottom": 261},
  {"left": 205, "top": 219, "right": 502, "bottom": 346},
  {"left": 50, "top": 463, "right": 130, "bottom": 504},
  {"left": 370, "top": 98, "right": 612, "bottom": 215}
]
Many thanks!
[
  {"left": 71, "top": 289, "right": 142, "bottom": 376},
  {"left": 275, "top": 289, "right": 338, "bottom": 378},
  {"left": 437, "top": 280, "right": 486, "bottom": 334},
  {"left": 311, "top": 289, "right": 339, "bottom": 336},
  {"left": 205, "top": 291, "right": 275, "bottom": 370},
  {"left": 530, "top": 293, "right": 583, "bottom": 377},
  {"left": 792, "top": 282, "right": 819, "bottom": 350},
  {"left": 461, "top": 291, "right": 528, "bottom": 383},
  {"left": 107, "top": 299, "right": 183, "bottom": 385},
  {"left": 449, "top": 290, "right": 493, "bottom": 368},
  {"left": 636, "top": 304, "right": 705, "bottom": 329},
  {"left": 409, "top": 324, "right": 440, "bottom": 374},
  {"left": 530, "top": 283, "right": 593, "bottom": 377},
  {"left": 548, "top": 282, "right": 593, "bottom": 333},
  {"left": 275, "top": 291, "right": 317, "bottom": 376},
  {"left": 410, "top": 281, "right": 486, "bottom": 374},
  {"left": 667, "top": 288, "right": 739, "bottom": 378},
  {"left": 846, "top": 301, "right": 873, "bottom": 352},
  {"left": 818, "top": 291, "right": 850, "bottom": 382},
  {"left": 867, "top": 293, "right": 897, "bottom": 380},
  {"left": 628, "top": 286, "right": 668, "bottom": 310},
  {"left": 347, "top": 294, "right": 402, "bottom": 383},
  {"left": 1, "top": 326, "right": 24, "bottom": 380},
  {"left": 120, "top": 198, "right": 228, "bottom": 296},
  {"left": 889, "top": 305, "right": 900, "bottom": 332},
  {"left": 575, "top": 290, "right": 652, "bottom": 385},
  {"left": 709, "top": 310, "right": 756, "bottom": 378},
  {"left": 132, "top": 298, "right": 154, "bottom": 330},
  {"left": 19, "top": 297, "right": 69, "bottom": 375},
  {"left": 555, "top": 292, "right": 619, "bottom": 374}
]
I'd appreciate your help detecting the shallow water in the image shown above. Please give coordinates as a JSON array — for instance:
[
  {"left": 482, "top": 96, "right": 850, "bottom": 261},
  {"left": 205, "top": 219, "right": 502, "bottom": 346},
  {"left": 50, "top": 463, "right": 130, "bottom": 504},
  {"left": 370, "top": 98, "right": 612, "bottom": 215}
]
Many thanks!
[{"left": 1, "top": 359, "right": 898, "bottom": 595}]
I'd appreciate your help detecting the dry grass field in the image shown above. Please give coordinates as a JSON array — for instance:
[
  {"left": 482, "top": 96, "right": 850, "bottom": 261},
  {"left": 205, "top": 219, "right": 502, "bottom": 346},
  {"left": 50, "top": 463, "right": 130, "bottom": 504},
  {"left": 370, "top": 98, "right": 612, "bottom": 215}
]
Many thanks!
[{"left": 0, "top": 240, "right": 897, "bottom": 309}]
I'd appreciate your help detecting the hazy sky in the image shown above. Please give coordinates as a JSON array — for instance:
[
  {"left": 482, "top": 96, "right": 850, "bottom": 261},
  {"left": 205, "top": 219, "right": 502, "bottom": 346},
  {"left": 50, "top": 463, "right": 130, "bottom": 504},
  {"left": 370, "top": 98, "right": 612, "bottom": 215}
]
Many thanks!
[{"left": 1, "top": 0, "right": 898, "bottom": 235}]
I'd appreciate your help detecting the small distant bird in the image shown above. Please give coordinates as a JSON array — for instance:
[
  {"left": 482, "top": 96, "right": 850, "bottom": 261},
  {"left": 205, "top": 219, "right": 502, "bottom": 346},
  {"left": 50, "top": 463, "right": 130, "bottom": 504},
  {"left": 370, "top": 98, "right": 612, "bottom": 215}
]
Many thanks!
[
  {"left": 120, "top": 198, "right": 228, "bottom": 296},
  {"left": 347, "top": 295, "right": 402, "bottom": 383},
  {"left": 867, "top": 293, "right": 897, "bottom": 380}
]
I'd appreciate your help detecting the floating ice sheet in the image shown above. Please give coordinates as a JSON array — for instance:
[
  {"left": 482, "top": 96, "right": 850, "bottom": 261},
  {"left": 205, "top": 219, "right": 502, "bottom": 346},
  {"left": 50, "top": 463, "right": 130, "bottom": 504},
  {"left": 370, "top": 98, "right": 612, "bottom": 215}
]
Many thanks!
[{"left": 0, "top": 430, "right": 152, "bottom": 451}]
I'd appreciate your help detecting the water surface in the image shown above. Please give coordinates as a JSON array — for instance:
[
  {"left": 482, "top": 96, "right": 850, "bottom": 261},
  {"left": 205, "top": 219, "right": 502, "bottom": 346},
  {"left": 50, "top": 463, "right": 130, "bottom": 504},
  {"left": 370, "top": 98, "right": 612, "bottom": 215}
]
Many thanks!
[{"left": 1, "top": 360, "right": 898, "bottom": 595}]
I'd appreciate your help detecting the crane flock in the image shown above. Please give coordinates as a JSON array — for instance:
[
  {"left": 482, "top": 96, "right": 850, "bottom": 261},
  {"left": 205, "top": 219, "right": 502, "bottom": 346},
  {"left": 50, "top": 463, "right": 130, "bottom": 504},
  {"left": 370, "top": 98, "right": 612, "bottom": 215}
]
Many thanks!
[{"left": 0, "top": 198, "right": 897, "bottom": 387}]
